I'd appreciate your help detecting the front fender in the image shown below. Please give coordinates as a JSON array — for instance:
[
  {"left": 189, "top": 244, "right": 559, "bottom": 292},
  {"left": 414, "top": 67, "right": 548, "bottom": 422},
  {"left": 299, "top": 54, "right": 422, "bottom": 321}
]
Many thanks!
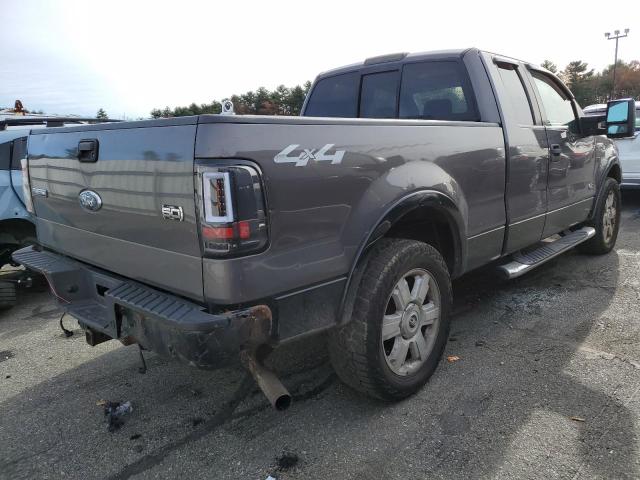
[{"left": 590, "top": 137, "right": 621, "bottom": 219}]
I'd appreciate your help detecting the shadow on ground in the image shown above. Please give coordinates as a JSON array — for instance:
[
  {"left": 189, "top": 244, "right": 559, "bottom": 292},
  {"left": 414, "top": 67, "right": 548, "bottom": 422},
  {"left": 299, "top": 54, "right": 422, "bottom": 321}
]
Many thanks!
[{"left": 0, "top": 191, "right": 639, "bottom": 479}]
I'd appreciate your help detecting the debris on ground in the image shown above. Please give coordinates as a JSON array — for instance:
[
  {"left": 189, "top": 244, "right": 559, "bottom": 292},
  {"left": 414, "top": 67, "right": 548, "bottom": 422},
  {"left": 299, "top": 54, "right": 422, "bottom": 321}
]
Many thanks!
[
  {"left": 475, "top": 340, "right": 486, "bottom": 347},
  {"left": 191, "top": 417, "right": 204, "bottom": 427},
  {"left": 447, "top": 355, "right": 461, "bottom": 363},
  {"left": 570, "top": 416, "right": 586, "bottom": 422},
  {"left": 0, "top": 350, "right": 15, "bottom": 363},
  {"left": 129, "top": 433, "right": 141, "bottom": 440},
  {"left": 276, "top": 451, "right": 299, "bottom": 471},
  {"left": 103, "top": 400, "right": 133, "bottom": 432}
]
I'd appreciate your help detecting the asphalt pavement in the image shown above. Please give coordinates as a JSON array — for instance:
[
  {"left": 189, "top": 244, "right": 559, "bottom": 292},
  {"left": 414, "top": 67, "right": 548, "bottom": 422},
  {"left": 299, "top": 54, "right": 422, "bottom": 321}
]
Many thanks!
[{"left": 1, "top": 191, "right": 639, "bottom": 480}]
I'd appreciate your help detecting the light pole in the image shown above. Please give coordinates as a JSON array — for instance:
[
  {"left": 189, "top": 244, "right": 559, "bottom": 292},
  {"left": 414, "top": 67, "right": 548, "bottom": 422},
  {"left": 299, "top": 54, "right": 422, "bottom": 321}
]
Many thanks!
[{"left": 604, "top": 28, "right": 629, "bottom": 99}]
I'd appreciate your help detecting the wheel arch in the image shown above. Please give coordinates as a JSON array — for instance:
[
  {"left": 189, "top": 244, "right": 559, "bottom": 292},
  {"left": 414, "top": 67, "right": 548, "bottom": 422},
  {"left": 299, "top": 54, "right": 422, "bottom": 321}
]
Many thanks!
[
  {"left": 0, "top": 217, "right": 36, "bottom": 245},
  {"left": 338, "top": 190, "right": 466, "bottom": 323}
]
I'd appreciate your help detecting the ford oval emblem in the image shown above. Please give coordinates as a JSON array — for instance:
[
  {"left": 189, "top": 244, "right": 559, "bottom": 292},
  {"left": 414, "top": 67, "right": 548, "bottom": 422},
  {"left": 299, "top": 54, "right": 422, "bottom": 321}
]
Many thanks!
[{"left": 79, "top": 190, "right": 102, "bottom": 212}]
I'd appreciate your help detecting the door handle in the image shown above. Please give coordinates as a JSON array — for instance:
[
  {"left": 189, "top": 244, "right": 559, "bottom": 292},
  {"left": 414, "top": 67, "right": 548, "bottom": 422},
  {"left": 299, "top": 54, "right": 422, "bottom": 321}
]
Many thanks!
[
  {"left": 78, "top": 139, "right": 99, "bottom": 162},
  {"left": 550, "top": 144, "right": 562, "bottom": 158}
]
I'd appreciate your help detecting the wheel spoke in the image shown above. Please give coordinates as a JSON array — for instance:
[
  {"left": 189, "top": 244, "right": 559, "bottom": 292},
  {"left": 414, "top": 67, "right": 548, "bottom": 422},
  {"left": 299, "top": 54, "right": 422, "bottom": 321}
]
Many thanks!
[
  {"left": 387, "top": 338, "right": 409, "bottom": 367},
  {"left": 410, "top": 333, "right": 430, "bottom": 361},
  {"left": 392, "top": 278, "right": 411, "bottom": 309},
  {"left": 381, "top": 312, "right": 402, "bottom": 340},
  {"left": 421, "top": 302, "right": 440, "bottom": 326},
  {"left": 411, "top": 274, "right": 430, "bottom": 305}
]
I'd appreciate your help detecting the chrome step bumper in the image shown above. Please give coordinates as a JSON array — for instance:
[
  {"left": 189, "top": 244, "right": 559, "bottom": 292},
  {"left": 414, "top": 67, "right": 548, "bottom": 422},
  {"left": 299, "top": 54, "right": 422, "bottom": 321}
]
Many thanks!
[{"left": 497, "top": 227, "right": 596, "bottom": 279}]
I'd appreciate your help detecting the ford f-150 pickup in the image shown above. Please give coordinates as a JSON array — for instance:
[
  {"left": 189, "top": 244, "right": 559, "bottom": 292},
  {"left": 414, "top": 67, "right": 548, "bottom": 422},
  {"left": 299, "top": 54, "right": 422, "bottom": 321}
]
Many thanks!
[{"left": 13, "top": 48, "right": 636, "bottom": 409}]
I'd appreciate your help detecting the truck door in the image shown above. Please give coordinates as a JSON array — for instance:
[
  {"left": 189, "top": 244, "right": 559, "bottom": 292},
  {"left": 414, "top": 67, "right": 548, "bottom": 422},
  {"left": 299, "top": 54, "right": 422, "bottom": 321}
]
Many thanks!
[
  {"left": 526, "top": 69, "right": 596, "bottom": 237},
  {"left": 486, "top": 57, "right": 549, "bottom": 253}
]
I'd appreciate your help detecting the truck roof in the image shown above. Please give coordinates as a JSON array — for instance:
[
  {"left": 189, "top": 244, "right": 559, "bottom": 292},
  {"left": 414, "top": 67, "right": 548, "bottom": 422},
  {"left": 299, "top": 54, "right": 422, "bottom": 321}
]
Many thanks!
[
  {"left": 316, "top": 48, "right": 546, "bottom": 79},
  {"left": 317, "top": 48, "right": 475, "bottom": 78}
]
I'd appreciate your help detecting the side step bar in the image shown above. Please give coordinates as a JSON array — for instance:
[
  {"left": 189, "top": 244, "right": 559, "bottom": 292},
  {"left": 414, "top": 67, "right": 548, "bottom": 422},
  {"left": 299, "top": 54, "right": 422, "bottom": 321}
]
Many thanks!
[{"left": 497, "top": 227, "right": 596, "bottom": 279}]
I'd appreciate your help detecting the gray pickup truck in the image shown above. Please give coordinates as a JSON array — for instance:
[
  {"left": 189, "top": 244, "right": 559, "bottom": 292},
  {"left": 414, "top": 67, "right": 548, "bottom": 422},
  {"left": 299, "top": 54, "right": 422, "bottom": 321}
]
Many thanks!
[{"left": 13, "top": 48, "right": 636, "bottom": 409}]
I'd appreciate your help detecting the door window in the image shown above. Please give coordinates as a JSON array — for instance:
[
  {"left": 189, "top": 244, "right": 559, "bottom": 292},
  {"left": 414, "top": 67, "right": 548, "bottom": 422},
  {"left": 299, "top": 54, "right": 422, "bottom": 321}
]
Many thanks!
[
  {"left": 496, "top": 64, "right": 534, "bottom": 126},
  {"left": 531, "top": 72, "right": 576, "bottom": 128}
]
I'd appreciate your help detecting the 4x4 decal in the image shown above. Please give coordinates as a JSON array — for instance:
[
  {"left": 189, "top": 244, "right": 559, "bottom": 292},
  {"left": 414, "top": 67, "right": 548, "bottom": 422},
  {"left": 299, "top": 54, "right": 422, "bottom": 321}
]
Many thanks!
[{"left": 274, "top": 144, "right": 345, "bottom": 167}]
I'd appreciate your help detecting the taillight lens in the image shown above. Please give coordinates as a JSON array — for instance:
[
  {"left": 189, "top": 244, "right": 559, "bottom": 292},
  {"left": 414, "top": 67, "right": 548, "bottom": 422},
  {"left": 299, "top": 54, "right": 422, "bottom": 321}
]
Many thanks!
[
  {"left": 197, "top": 163, "right": 268, "bottom": 256},
  {"left": 20, "top": 158, "right": 34, "bottom": 213}
]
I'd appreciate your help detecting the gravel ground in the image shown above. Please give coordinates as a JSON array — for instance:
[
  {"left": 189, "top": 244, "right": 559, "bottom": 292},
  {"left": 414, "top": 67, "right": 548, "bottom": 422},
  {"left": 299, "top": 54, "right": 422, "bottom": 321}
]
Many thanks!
[{"left": 1, "top": 191, "right": 639, "bottom": 480}]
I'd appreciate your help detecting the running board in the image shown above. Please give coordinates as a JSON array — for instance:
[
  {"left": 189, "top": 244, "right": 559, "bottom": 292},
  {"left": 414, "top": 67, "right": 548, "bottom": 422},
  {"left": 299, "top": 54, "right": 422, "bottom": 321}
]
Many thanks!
[{"left": 497, "top": 226, "right": 596, "bottom": 279}]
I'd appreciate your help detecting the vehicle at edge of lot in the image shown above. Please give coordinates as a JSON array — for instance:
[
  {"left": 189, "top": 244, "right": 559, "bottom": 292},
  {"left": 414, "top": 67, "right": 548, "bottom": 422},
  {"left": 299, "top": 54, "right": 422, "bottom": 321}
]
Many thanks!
[
  {"left": 584, "top": 101, "right": 640, "bottom": 189},
  {"left": 0, "top": 116, "right": 119, "bottom": 309},
  {"left": 12, "top": 48, "right": 636, "bottom": 408}
]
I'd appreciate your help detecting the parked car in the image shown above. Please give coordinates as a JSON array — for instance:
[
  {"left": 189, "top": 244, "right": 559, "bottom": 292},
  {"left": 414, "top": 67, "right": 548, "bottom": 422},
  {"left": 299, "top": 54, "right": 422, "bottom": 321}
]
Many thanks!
[
  {"left": 0, "top": 116, "right": 119, "bottom": 309},
  {"left": 584, "top": 101, "right": 640, "bottom": 188},
  {"left": 0, "top": 128, "right": 34, "bottom": 309},
  {"left": 13, "top": 48, "right": 635, "bottom": 408}
]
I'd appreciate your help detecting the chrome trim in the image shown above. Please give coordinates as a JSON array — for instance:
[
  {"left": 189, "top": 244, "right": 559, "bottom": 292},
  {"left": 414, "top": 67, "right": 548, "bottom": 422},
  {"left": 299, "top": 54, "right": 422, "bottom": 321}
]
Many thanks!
[{"left": 497, "top": 226, "right": 595, "bottom": 279}]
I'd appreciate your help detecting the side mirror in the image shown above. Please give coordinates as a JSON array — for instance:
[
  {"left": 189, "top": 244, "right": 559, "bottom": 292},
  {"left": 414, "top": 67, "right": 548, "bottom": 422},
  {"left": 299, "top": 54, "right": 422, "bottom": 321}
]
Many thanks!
[{"left": 606, "top": 98, "right": 636, "bottom": 138}]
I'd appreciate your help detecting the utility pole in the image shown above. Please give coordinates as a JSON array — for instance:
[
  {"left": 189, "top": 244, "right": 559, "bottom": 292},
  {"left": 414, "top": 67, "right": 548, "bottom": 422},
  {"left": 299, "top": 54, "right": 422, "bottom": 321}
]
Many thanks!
[{"left": 604, "top": 28, "right": 629, "bottom": 99}]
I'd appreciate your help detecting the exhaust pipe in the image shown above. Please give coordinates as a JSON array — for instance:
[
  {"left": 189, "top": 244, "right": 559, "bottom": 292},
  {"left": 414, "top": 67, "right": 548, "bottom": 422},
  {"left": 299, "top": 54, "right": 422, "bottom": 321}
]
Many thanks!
[{"left": 241, "top": 349, "right": 292, "bottom": 411}]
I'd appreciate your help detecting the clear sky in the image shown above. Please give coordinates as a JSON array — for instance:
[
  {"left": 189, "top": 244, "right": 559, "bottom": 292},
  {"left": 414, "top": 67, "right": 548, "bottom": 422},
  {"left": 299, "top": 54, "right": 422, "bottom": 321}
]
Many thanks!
[{"left": 1, "top": 0, "right": 638, "bottom": 119}]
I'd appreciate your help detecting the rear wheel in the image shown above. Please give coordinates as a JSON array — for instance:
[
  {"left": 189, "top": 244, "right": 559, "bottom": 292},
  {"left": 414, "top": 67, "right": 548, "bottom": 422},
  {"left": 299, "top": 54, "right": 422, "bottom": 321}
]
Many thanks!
[
  {"left": 0, "top": 281, "right": 17, "bottom": 311},
  {"left": 328, "top": 239, "right": 452, "bottom": 401},
  {"left": 578, "top": 178, "right": 621, "bottom": 254}
]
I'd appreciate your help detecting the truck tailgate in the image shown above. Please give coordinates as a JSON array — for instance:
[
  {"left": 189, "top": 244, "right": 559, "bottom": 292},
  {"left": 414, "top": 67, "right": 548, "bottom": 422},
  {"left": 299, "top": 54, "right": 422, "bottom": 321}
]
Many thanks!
[{"left": 27, "top": 121, "right": 203, "bottom": 301}]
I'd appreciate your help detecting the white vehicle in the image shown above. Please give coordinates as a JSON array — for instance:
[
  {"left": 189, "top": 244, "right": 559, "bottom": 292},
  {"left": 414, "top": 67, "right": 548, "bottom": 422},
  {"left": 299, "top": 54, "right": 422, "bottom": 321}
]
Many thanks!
[{"left": 584, "top": 101, "right": 640, "bottom": 188}]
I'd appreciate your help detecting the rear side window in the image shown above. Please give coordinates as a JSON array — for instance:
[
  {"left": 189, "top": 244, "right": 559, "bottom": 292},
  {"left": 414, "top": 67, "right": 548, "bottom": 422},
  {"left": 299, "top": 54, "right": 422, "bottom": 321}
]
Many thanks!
[
  {"left": 304, "top": 72, "right": 359, "bottom": 117},
  {"left": 496, "top": 64, "right": 534, "bottom": 125},
  {"left": 399, "top": 61, "right": 477, "bottom": 121},
  {"left": 530, "top": 72, "right": 576, "bottom": 127},
  {"left": 11, "top": 137, "right": 27, "bottom": 170},
  {"left": 0, "top": 142, "right": 10, "bottom": 170},
  {"left": 360, "top": 71, "right": 399, "bottom": 118}
]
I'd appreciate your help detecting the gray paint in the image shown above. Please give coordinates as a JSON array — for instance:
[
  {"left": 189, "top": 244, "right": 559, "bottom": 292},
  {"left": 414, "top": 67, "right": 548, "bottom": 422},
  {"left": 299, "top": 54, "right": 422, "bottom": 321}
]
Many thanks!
[
  {"left": 195, "top": 121, "right": 505, "bottom": 304},
  {"left": 21, "top": 48, "right": 621, "bottom": 319},
  {"left": 27, "top": 124, "right": 204, "bottom": 300}
]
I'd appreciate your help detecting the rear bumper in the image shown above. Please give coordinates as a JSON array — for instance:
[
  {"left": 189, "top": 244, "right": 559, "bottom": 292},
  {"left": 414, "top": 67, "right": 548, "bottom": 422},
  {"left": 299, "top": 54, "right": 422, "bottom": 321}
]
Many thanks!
[{"left": 12, "top": 246, "right": 273, "bottom": 368}]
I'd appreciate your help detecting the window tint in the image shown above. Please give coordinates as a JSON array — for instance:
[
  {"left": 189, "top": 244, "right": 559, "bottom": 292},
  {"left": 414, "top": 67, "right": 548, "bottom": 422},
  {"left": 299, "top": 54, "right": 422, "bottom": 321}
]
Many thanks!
[
  {"left": 399, "top": 61, "right": 476, "bottom": 121},
  {"left": 496, "top": 64, "right": 534, "bottom": 125},
  {"left": 531, "top": 72, "right": 576, "bottom": 127},
  {"left": 11, "top": 137, "right": 27, "bottom": 170},
  {"left": 0, "top": 142, "right": 10, "bottom": 171},
  {"left": 360, "top": 71, "right": 398, "bottom": 119},
  {"left": 304, "top": 72, "right": 359, "bottom": 118}
]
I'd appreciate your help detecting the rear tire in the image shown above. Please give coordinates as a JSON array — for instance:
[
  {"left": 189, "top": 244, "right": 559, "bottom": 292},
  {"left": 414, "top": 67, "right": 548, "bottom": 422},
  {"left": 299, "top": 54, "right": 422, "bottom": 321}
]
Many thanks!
[
  {"left": 0, "top": 281, "right": 17, "bottom": 311},
  {"left": 328, "top": 238, "right": 452, "bottom": 401},
  {"left": 578, "top": 178, "right": 621, "bottom": 255}
]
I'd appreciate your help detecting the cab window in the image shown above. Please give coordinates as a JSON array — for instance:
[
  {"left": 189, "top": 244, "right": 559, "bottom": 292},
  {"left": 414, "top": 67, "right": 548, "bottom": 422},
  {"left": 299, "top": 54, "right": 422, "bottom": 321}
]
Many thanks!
[
  {"left": 304, "top": 72, "right": 359, "bottom": 118},
  {"left": 530, "top": 72, "right": 576, "bottom": 128},
  {"left": 359, "top": 71, "right": 399, "bottom": 118},
  {"left": 399, "top": 61, "right": 477, "bottom": 121}
]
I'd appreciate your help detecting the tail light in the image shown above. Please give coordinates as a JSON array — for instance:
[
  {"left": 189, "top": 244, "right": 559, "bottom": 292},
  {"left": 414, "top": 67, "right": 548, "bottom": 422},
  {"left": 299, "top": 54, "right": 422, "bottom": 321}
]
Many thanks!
[
  {"left": 20, "top": 158, "right": 34, "bottom": 213},
  {"left": 197, "top": 163, "right": 268, "bottom": 256}
]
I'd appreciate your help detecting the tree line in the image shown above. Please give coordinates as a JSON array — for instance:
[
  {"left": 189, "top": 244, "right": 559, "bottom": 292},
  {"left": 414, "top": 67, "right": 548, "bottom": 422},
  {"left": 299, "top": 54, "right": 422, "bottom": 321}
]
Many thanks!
[
  {"left": 150, "top": 81, "right": 312, "bottom": 118},
  {"left": 541, "top": 59, "right": 640, "bottom": 107}
]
